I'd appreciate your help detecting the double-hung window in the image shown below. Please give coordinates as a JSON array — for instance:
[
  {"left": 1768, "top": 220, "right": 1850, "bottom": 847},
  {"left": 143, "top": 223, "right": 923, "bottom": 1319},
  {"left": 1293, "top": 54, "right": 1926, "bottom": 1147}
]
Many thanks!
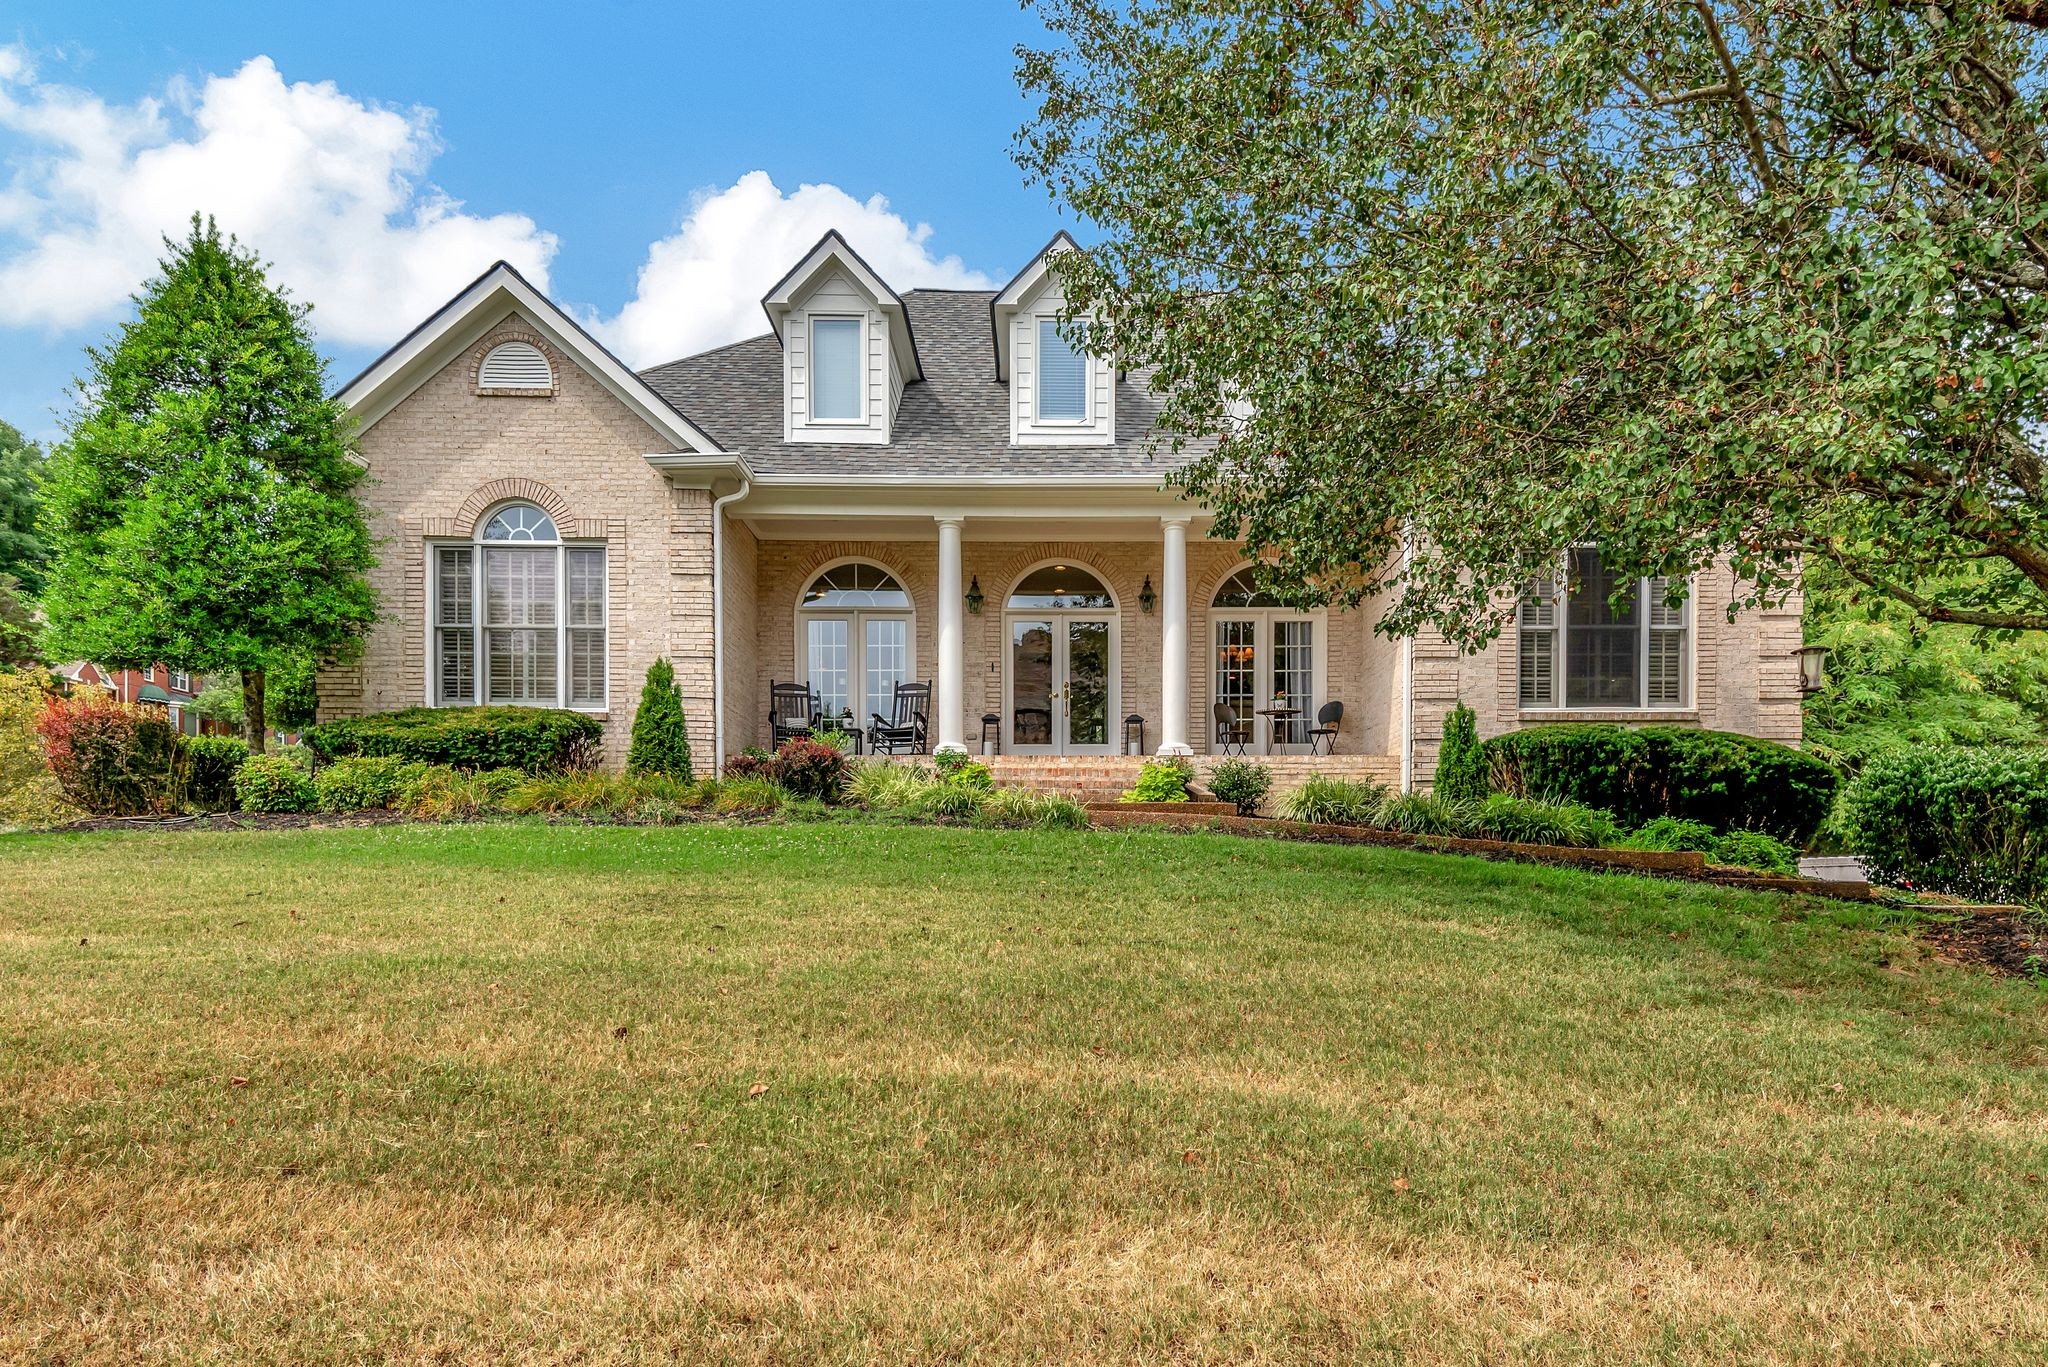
[
  {"left": 809, "top": 316, "right": 863, "bottom": 421},
  {"left": 433, "top": 503, "right": 607, "bottom": 710},
  {"left": 1036, "top": 318, "right": 1089, "bottom": 421},
  {"left": 1519, "top": 548, "right": 1690, "bottom": 709}
]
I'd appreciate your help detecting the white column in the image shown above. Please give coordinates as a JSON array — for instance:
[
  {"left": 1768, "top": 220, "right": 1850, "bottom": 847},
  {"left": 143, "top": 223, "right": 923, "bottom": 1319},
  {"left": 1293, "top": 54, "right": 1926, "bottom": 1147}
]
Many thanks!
[
  {"left": 934, "top": 515, "right": 968, "bottom": 755},
  {"left": 1159, "top": 515, "right": 1193, "bottom": 755}
]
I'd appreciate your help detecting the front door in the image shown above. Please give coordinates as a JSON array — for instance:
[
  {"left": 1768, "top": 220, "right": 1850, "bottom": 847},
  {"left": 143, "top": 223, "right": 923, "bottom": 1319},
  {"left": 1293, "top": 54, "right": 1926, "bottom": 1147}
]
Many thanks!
[
  {"left": 1212, "top": 614, "right": 1321, "bottom": 754},
  {"left": 1008, "top": 615, "right": 1115, "bottom": 753}
]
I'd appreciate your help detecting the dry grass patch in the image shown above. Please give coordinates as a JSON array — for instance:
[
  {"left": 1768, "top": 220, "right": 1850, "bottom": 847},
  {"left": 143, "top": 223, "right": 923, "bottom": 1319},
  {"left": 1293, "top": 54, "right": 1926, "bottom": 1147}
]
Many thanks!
[{"left": 2, "top": 822, "right": 2045, "bottom": 1362}]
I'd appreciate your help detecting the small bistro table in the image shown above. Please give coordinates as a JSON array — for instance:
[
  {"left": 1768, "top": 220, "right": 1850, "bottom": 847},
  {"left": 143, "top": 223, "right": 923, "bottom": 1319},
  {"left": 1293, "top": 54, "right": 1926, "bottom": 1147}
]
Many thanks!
[{"left": 1257, "top": 706, "right": 1303, "bottom": 750}]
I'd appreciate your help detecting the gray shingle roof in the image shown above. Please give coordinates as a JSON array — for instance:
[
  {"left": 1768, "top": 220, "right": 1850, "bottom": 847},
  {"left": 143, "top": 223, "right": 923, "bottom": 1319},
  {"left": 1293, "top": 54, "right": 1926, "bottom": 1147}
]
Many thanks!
[{"left": 636, "top": 290, "right": 1209, "bottom": 479}]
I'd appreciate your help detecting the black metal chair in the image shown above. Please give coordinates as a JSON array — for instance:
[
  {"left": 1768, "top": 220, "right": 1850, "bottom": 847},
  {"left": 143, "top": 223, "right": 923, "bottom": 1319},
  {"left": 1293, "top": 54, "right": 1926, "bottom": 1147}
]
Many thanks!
[
  {"left": 1306, "top": 700, "right": 1344, "bottom": 755},
  {"left": 868, "top": 681, "right": 932, "bottom": 755},
  {"left": 769, "top": 681, "right": 821, "bottom": 747},
  {"left": 1212, "top": 701, "right": 1251, "bottom": 757}
]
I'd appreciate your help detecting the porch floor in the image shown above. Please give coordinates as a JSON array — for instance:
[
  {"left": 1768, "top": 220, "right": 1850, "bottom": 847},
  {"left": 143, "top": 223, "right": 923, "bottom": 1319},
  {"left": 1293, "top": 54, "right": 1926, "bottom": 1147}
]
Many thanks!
[{"left": 881, "top": 752, "right": 1402, "bottom": 803}]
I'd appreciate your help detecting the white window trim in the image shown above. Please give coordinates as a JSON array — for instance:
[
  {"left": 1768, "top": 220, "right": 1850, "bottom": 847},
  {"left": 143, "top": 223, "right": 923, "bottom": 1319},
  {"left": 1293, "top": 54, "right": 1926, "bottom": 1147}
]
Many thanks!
[
  {"left": 425, "top": 507, "right": 610, "bottom": 714},
  {"left": 793, "top": 558, "right": 918, "bottom": 730},
  {"left": 806, "top": 314, "right": 867, "bottom": 426},
  {"left": 1518, "top": 554, "right": 1695, "bottom": 713},
  {"left": 1208, "top": 590, "right": 1330, "bottom": 756},
  {"left": 1033, "top": 316, "right": 1093, "bottom": 426},
  {"left": 1000, "top": 558, "right": 1123, "bottom": 756}
]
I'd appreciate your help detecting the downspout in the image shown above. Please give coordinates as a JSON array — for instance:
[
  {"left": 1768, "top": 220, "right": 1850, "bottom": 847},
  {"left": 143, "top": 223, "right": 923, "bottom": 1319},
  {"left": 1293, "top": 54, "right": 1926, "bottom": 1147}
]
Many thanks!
[
  {"left": 710, "top": 477, "right": 752, "bottom": 774},
  {"left": 1398, "top": 529, "right": 1415, "bottom": 794}
]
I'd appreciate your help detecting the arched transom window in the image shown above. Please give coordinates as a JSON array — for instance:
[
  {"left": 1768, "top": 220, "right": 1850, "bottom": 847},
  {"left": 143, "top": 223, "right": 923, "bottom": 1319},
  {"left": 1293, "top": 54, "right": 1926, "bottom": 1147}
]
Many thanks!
[
  {"left": 798, "top": 562, "right": 913, "bottom": 725},
  {"left": 1212, "top": 567, "right": 1284, "bottom": 609},
  {"left": 1007, "top": 564, "right": 1114, "bottom": 611},
  {"left": 432, "top": 502, "right": 607, "bottom": 709}
]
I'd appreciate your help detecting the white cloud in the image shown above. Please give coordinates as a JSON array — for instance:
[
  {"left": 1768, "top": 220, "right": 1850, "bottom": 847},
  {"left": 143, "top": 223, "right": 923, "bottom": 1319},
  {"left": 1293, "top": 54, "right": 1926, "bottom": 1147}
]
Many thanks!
[
  {"left": 0, "top": 49, "right": 556, "bottom": 344},
  {"left": 600, "top": 170, "right": 995, "bottom": 366}
]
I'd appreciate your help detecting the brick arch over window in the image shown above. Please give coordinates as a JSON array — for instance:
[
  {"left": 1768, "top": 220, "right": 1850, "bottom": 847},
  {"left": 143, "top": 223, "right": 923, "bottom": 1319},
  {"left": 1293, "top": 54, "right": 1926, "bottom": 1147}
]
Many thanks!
[
  {"left": 786, "top": 544, "right": 919, "bottom": 613},
  {"left": 467, "top": 324, "right": 559, "bottom": 393},
  {"left": 1191, "top": 551, "right": 1274, "bottom": 610},
  {"left": 449, "top": 479, "right": 578, "bottom": 539},
  {"left": 978, "top": 543, "right": 1136, "bottom": 609}
]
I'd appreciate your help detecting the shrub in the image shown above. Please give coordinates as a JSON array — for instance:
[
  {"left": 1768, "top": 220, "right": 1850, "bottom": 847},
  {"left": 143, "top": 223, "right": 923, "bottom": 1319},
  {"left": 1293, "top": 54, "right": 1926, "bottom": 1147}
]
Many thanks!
[
  {"left": 36, "top": 692, "right": 183, "bottom": 815},
  {"left": 810, "top": 724, "right": 857, "bottom": 753},
  {"left": 976, "top": 787, "right": 1090, "bottom": 830},
  {"left": 1209, "top": 757, "right": 1274, "bottom": 816},
  {"left": 912, "top": 781, "right": 986, "bottom": 823},
  {"left": 770, "top": 736, "right": 850, "bottom": 801},
  {"left": 1120, "top": 757, "right": 1193, "bottom": 803},
  {"left": 1470, "top": 794, "right": 1618, "bottom": 848},
  {"left": 1481, "top": 725, "right": 1836, "bottom": 844},
  {"left": 233, "top": 753, "right": 316, "bottom": 813},
  {"left": 505, "top": 770, "right": 624, "bottom": 817},
  {"left": 179, "top": 735, "right": 249, "bottom": 812},
  {"left": 625, "top": 658, "right": 692, "bottom": 781},
  {"left": 0, "top": 672, "right": 76, "bottom": 828},
  {"left": 1839, "top": 747, "right": 2048, "bottom": 904},
  {"left": 712, "top": 776, "right": 785, "bottom": 816},
  {"left": 934, "top": 749, "right": 975, "bottom": 779},
  {"left": 1433, "top": 702, "right": 1489, "bottom": 805},
  {"left": 314, "top": 754, "right": 426, "bottom": 812},
  {"left": 845, "top": 760, "right": 932, "bottom": 810},
  {"left": 400, "top": 765, "right": 516, "bottom": 821},
  {"left": 305, "top": 706, "right": 602, "bottom": 774},
  {"left": 1378, "top": 792, "right": 1473, "bottom": 837},
  {"left": 723, "top": 748, "right": 775, "bottom": 781},
  {"left": 1621, "top": 815, "right": 1721, "bottom": 854},
  {"left": 1710, "top": 830, "right": 1799, "bottom": 876},
  {"left": 1281, "top": 774, "right": 1388, "bottom": 826}
]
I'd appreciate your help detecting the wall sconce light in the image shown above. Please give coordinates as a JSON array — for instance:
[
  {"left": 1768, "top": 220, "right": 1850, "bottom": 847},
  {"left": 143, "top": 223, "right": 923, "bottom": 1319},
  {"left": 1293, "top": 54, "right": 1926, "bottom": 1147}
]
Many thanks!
[
  {"left": 965, "top": 575, "right": 985, "bottom": 616},
  {"left": 1793, "top": 643, "right": 1830, "bottom": 696},
  {"left": 1138, "top": 575, "right": 1157, "bottom": 615}
]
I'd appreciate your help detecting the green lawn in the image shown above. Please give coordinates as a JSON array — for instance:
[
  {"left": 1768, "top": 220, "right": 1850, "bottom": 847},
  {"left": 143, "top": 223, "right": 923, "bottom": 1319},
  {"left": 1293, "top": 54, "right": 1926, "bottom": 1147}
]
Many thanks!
[{"left": 2, "top": 821, "right": 2044, "bottom": 1363}]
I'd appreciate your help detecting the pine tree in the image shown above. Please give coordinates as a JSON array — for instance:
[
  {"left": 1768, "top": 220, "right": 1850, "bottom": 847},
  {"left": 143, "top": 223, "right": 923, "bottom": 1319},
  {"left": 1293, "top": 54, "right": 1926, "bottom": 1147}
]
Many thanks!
[
  {"left": 1433, "top": 702, "right": 1488, "bottom": 805},
  {"left": 626, "top": 657, "right": 692, "bottom": 780},
  {"left": 39, "top": 217, "right": 374, "bottom": 752}
]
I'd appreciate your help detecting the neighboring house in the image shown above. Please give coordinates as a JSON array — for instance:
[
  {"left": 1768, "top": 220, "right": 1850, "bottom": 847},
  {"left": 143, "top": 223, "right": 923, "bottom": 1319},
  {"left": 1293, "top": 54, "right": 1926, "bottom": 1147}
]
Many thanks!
[
  {"left": 325, "top": 230, "right": 1803, "bottom": 787},
  {"left": 53, "top": 661, "right": 224, "bottom": 737}
]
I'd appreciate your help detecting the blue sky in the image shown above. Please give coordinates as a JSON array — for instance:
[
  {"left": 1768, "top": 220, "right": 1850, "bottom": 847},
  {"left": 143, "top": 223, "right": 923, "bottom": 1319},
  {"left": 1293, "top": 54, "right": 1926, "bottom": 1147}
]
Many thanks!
[{"left": 0, "top": 2, "right": 1067, "bottom": 441}]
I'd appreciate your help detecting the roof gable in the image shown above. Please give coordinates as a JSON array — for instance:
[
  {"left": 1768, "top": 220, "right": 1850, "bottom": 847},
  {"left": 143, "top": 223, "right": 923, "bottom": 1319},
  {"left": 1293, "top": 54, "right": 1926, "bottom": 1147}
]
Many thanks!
[
  {"left": 337, "top": 261, "right": 722, "bottom": 454},
  {"left": 990, "top": 230, "right": 1082, "bottom": 381}
]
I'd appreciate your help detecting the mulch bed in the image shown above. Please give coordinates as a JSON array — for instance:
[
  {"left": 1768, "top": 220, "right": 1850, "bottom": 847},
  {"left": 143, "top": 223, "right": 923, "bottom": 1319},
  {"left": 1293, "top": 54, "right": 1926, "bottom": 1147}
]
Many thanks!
[{"left": 1915, "top": 904, "right": 2048, "bottom": 977}]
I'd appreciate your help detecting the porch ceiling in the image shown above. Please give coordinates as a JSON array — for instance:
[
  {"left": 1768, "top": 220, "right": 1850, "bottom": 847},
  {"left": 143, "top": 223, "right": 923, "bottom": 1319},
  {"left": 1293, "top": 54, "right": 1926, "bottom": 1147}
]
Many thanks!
[{"left": 741, "top": 512, "right": 1212, "bottom": 542}]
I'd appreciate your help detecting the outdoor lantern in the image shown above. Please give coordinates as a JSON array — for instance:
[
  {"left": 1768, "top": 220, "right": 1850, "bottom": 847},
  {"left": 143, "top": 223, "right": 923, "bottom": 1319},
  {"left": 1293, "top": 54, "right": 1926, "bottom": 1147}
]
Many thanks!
[
  {"left": 1124, "top": 714, "right": 1146, "bottom": 756},
  {"left": 1138, "top": 575, "right": 1157, "bottom": 615},
  {"left": 1793, "top": 644, "right": 1830, "bottom": 696},
  {"left": 965, "top": 575, "right": 985, "bottom": 616},
  {"left": 981, "top": 712, "right": 1001, "bottom": 756}
]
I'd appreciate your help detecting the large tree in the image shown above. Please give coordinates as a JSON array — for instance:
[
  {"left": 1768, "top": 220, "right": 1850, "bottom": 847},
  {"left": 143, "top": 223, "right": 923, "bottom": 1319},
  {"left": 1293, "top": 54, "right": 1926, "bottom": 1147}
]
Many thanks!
[
  {"left": 1018, "top": 0, "right": 2048, "bottom": 647},
  {"left": 40, "top": 218, "right": 375, "bottom": 750},
  {"left": 0, "top": 419, "right": 49, "bottom": 598}
]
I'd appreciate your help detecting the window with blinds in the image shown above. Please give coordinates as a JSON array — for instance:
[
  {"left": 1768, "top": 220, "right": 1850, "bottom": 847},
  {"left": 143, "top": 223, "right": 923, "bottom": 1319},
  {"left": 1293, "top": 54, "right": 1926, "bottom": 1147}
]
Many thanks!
[
  {"left": 1036, "top": 318, "right": 1088, "bottom": 421},
  {"left": 1518, "top": 553, "right": 1690, "bottom": 709},
  {"left": 432, "top": 503, "right": 607, "bottom": 710},
  {"left": 810, "top": 317, "right": 862, "bottom": 421}
]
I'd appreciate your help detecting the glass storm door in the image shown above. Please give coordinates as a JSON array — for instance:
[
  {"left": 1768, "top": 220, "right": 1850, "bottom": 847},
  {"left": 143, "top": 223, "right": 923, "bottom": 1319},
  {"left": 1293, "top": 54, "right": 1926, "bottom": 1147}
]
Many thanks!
[{"left": 1008, "top": 616, "right": 1114, "bottom": 753}]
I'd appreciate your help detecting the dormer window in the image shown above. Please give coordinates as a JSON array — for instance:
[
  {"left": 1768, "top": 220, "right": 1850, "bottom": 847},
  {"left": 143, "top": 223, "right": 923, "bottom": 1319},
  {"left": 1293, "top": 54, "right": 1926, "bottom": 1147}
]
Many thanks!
[
  {"left": 1036, "top": 319, "right": 1089, "bottom": 422},
  {"left": 809, "top": 317, "right": 863, "bottom": 422}
]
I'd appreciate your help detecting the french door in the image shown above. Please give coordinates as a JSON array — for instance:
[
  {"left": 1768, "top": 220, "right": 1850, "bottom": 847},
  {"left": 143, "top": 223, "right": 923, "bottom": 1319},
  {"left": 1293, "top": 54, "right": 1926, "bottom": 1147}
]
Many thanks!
[
  {"left": 1212, "top": 614, "right": 1322, "bottom": 753},
  {"left": 803, "top": 613, "right": 910, "bottom": 729},
  {"left": 1006, "top": 615, "right": 1115, "bottom": 753}
]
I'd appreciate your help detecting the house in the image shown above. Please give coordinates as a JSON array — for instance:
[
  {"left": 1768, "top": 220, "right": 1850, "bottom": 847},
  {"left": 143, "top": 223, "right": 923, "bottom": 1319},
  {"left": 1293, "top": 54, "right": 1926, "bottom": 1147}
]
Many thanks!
[
  {"left": 324, "top": 231, "right": 1804, "bottom": 790},
  {"left": 53, "top": 660, "right": 223, "bottom": 737}
]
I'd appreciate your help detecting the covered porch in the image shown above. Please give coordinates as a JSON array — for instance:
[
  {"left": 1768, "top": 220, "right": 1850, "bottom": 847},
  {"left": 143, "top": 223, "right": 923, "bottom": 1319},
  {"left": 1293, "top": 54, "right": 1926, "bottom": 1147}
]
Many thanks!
[{"left": 715, "top": 479, "right": 1404, "bottom": 775}]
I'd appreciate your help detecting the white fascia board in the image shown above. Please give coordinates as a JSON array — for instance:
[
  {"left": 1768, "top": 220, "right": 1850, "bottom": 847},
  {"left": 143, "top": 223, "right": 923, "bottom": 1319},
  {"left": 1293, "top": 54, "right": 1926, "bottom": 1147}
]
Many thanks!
[
  {"left": 337, "top": 262, "right": 723, "bottom": 455},
  {"left": 759, "top": 231, "right": 922, "bottom": 382},
  {"left": 990, "top": 229, "right": 1081, "bottom": 381}
]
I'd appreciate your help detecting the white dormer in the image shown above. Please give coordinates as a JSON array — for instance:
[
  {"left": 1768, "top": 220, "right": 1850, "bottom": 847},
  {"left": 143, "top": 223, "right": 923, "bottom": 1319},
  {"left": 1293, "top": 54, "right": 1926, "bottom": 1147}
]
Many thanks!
[
  {"left": 761, "top": 231, "right": 921, "bottom": 445},
  {"left": 991, "top": 231, "right": 1115, "bottom": 447}
]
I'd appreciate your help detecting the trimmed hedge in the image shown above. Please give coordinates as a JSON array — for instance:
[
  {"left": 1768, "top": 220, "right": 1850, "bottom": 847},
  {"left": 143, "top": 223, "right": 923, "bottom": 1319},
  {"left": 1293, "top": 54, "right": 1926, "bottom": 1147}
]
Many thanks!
[
  {"left": 180, "top": 735, "right": 249, "bottom": 812},
  {"left": 1481, "top": 724, "right": 1836, "bottom": 844},
  {"left": 1840, "top": 747, "right": 2048, "bottom": 905},
  {"left": 314, "top": 754, "right": 427, "bottom": 812},
  {"left": 306, "top": 706, "right": 602, "bottom": 774},
  {"left": 234, "top": 753, "right": 316, "bottom": 813}
]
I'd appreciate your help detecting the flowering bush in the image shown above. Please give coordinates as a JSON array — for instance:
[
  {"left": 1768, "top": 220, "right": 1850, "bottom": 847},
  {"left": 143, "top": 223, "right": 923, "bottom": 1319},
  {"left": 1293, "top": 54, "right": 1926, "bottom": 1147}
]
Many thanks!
[
  {"left": 35, "top": 691, "right": 182, "bottom": 816},
  {"left": 767, "top": 737, "right": 850, "bottom": 800}
]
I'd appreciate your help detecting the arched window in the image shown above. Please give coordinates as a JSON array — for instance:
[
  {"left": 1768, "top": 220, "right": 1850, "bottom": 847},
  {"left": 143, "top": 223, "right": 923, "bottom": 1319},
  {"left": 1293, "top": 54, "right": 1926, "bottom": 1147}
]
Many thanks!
[
  {"left": 1006, "top": 563, "right": 1115, "bottom": 610},
  {"left": 479, "top": 341, "right": 554, "bottom": 391},
  {"left": 1210, "top": 565, "right": 1322, "bottom": 753},
  {"left": 432, "top": 502, "right": 606, "bottom": 709},
  {"left": 798, "top": 561, "right": 913, "bottom": 725}
]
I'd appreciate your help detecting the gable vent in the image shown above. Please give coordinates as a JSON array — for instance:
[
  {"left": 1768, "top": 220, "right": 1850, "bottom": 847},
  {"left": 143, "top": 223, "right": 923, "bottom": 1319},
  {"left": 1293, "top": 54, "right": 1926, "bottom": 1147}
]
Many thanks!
[{"left": 479, "top": 341, "right": 553, "bottom": 391}]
